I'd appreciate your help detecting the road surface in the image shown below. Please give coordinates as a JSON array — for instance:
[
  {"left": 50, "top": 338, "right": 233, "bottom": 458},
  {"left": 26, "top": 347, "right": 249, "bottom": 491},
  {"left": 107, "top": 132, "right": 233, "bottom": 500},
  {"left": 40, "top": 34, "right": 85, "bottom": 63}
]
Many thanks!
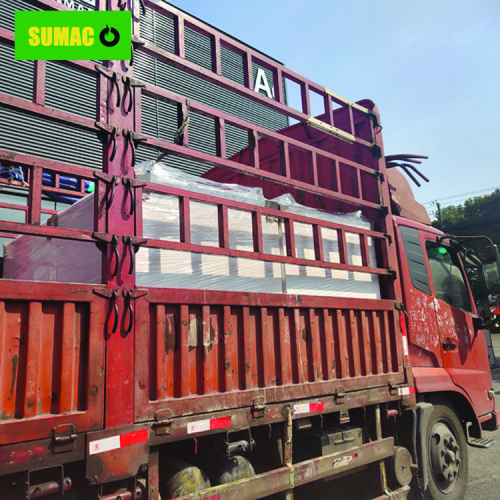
[{"left": 465, "top": 334, "right": 500, "bottom": 500}]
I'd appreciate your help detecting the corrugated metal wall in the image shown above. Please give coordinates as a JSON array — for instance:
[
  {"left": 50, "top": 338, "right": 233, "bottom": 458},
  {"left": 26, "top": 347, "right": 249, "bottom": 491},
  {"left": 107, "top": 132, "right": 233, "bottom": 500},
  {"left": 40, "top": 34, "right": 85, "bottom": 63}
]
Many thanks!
[
  {"left": 0, "top": 1, "right": 287, "bottom": 178},
  {"left": 135, "top": 6, "right": 288, "bottom": 175},
  {"left": 0, "top": 1, "right": 102, "bottom": 170}
]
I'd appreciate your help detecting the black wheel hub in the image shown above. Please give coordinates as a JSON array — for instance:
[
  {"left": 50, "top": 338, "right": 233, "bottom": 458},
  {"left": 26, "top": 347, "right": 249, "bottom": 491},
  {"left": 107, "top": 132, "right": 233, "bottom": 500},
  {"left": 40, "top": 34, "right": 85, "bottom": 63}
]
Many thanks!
[{"left": 430, "top": 421, "right": 462, "bottom": 492}]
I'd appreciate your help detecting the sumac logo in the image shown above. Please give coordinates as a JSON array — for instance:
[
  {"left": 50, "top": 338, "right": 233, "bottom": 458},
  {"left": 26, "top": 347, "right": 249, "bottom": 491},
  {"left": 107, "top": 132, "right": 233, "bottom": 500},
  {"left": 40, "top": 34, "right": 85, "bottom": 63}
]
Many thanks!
[{"left": 15, "top": 11, "right": 131, "bottom": 60}]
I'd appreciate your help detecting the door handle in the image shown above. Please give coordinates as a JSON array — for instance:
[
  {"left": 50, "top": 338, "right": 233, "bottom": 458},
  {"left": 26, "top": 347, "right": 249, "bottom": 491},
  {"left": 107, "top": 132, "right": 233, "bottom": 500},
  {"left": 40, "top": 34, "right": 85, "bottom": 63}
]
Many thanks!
[{"left": 442, "top": 342, "right": 457, "bottom": 351}]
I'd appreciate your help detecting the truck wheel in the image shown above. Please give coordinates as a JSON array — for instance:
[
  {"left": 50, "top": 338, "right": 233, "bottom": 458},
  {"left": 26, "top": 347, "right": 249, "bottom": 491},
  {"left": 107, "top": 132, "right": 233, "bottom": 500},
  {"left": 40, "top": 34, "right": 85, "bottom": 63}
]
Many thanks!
[{"left": 424, "top": 404, "right": 468, "bottom": 500}]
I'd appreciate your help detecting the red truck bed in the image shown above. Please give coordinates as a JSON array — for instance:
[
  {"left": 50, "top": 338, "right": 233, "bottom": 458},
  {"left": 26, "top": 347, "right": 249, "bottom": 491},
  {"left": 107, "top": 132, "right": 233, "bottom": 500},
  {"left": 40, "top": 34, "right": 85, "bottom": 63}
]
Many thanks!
[{"left": 0, "top": 0, "right": 411, "bottom": 496}]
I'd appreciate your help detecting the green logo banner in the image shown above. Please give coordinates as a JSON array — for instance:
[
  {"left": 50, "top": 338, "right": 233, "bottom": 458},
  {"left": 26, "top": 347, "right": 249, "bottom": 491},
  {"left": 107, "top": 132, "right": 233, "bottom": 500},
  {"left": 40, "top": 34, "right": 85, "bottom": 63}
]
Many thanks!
[{"left": 15, "top": 11, "right": 131, "bottom": 60}]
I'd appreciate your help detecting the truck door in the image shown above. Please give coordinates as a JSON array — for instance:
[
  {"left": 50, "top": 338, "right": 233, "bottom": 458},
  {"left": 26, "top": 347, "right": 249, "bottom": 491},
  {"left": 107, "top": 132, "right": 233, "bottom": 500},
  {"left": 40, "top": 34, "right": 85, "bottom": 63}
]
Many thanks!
[{"left": 425, "top": 240, "right": 494, "bottom": 417}]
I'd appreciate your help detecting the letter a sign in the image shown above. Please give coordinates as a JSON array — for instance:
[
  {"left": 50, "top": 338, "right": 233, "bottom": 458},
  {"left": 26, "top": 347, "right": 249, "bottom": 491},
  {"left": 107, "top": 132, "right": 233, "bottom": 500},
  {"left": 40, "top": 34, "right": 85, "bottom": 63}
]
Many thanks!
[{"left": 254, "top": 68, "right": 274, "bottom": 99}]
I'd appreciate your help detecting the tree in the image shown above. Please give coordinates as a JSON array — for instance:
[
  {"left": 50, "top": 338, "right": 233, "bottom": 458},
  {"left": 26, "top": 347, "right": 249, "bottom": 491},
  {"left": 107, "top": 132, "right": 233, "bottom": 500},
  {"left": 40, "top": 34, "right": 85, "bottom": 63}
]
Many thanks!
[{"left": 431, "top": 189, "right": 500, "bottom": 247}]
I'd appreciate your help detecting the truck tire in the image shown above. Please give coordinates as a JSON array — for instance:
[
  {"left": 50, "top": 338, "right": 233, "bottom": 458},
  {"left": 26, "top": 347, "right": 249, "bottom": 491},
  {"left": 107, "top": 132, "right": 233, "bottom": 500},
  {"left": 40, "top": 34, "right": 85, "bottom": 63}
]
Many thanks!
[{"left": 424, "top": 404, "right": 468, "bottom": 500}]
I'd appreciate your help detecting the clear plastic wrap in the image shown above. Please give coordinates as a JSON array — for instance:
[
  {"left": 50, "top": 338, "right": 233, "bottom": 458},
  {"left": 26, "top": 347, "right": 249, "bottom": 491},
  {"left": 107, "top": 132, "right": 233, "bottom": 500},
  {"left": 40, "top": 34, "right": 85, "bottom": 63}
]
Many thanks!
[
  {"left": 271, "top": 193, "right": 381, "bottom": 299},
  {"left": 3, "top": 194, "right": 101, "bottom": 284},
  {"left": 3, "top": 160, "right": 380, "bottom": 299}
]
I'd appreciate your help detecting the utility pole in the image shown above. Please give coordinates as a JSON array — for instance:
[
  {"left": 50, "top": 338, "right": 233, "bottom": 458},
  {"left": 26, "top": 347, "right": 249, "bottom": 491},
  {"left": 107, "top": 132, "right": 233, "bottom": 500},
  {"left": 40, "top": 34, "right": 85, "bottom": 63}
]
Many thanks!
[{"left": 436, "top": 202, "right": 444, "bottom": 230}]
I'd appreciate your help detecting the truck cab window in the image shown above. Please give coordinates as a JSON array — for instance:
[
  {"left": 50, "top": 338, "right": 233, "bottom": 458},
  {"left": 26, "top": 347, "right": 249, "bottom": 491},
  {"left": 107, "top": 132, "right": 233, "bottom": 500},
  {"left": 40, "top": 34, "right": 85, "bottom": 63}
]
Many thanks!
[
  {"left": 426, "top": 243, "right": 471, "bottom": 312},
  {"left": 399, "top": 225, "right": 431, "bottom": 295}
]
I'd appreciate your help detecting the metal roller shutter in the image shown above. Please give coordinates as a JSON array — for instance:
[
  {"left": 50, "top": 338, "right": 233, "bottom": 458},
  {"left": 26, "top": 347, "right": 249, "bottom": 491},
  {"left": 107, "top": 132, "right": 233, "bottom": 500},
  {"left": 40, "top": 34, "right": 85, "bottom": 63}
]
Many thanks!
[
  {"left": 135, "top": 5, "right": 288, "bottom": 175},
  {"left": 0, "top": 1, "right": 101, "bottom": 171},
  {"left": 45, "top": 62, "right": 97, "bottom": 119}
]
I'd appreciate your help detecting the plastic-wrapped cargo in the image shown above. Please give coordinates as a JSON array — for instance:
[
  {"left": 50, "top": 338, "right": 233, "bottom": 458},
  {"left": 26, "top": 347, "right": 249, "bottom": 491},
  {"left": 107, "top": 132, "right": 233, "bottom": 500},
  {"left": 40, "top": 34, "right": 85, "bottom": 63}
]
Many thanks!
[
  {"left": 3, "top": 161, "right": 380, "bottom": 299},
  {"left": 3, "top": 194, "right": 101, "bottom": 283}
]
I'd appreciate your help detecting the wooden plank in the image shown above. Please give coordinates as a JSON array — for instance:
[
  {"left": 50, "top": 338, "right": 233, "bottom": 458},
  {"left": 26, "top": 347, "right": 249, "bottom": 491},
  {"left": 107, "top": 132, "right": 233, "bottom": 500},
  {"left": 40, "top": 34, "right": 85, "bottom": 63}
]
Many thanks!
[
  {"left": 309, "top": 308, "right": 322, "bottom": 382},
  {"left": 164, "top": 307, "right": 176, "bottom": 398},
  {"left": 59, "top": 302, "right": 76, "bottom": 413},
  {"left": 293, "top": 308, "right": 306, "bottom": 384},
  {"left": 360, "top": 310, "right": 372, "bottom": 376},
  {"left": 24, "top": 302, "right": 42, "bottom": 418},
  {"left": 242, "top": 307, "right": 254, "bottom": 390},
  {"left": 156, "top": 305, "right": 168, "bottom": 400},
  {"left": 179, "top": 305, "right": 190, "bottom": 397},
  {"left": 260, "top": 307, "right": 271, "bottom": 387},
  {"left": 223, "top": 306, "right": 234, "bottom": 392},
  {"left": 322, "top": 308, "right": 335, "bottom": 380},
  {"left": 202, "top": 305, "right": 216, "bottom": 394},
  {"left": 372, "top": 311, "right": 383, "bottom": 375},
  {"left": 349, "top": 310, "right": 361, "bottom": 378},
  {"left": 336, "top": 310, "right": 349, "bottom": 379},
  {"left": 281, "top": 308, "right": 293, "bottom": 385}
]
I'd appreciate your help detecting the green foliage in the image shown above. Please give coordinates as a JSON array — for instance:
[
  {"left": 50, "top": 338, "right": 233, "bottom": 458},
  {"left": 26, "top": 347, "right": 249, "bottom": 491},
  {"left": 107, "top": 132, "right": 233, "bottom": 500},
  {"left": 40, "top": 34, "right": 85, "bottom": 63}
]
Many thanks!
[{"left": 431, "top": 189, "right": 500, "bottom": 247}]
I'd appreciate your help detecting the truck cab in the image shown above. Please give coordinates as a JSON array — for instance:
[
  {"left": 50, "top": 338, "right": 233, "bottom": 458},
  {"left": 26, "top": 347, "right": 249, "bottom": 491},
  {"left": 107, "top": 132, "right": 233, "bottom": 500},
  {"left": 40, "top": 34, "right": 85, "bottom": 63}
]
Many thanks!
[
  {"left": 394, "top": 216, "right": 497, "bottom": 431},
  {"left": 386, "top": 163, "right": 498, "bottom": 437}
]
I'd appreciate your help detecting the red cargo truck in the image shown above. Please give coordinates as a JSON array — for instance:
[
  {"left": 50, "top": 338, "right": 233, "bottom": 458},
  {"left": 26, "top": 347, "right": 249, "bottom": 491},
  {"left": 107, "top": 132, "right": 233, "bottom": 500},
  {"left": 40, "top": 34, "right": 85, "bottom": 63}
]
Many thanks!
[{"left": 0, "top": 1, "right": 497, "bottom": 499}]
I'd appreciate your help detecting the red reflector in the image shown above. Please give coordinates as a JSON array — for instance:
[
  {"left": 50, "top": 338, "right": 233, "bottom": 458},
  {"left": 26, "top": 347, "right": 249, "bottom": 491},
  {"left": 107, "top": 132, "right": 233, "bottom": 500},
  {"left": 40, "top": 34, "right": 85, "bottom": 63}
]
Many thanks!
[
  {"left": 210, "top": 416, "right": 232, "bottom": 430},
  {"left": 492, "top": 305, "right": 500, "bottom": 315},
  {"left": 310, "top": 402, "right": 325, "bottom": 412},
  {"left": 400, "top": 311, "right": 407, "bottom": 336},
  {"left": 120, "top": 429, "right": 148, "bottom": 448}
]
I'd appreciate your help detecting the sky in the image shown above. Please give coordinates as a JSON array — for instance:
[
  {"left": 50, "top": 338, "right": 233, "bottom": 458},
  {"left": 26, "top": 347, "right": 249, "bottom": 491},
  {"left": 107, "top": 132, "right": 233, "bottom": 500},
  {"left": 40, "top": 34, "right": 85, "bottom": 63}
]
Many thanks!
[{"left": 168, "top": 0, "right": 500, "bottom": 216}]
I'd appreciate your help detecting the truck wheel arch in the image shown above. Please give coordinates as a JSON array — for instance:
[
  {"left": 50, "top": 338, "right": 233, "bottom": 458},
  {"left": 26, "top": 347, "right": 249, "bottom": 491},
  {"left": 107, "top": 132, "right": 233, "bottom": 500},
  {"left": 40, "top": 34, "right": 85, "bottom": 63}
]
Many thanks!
[
  {"left": 412, "top": 367, "right": 481, "bottom": 438},
  {"left": 417, "top": 391, "right": 480, "bottom": 438}
]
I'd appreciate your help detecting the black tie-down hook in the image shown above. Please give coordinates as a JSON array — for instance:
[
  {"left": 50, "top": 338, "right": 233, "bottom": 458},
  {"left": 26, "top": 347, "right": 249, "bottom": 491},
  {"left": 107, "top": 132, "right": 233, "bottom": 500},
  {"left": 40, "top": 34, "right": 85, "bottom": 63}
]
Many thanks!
[
  {"left": 122, "top": 287, "right": 148, "bottom": 334},
  {"left": 121, "top": 76, "right": 145, "bottom": 114},
  {"left": 122, "top": 177, "right": 146, "bottom": 216},
  {"left": 123, "top": 129, "right": 147, "bottom": 167},
  {"left": 95, "top": 65, "right": 121, "bottom": 108},
  {"left": 123, "top": 235, "right": 147, "bottom": 275},
  {"left": 93, "top": 171, "right": 120, "bottom": 212},
  {"left": 93, "top": 232, "right": 121, "bottom": 278},
  {"left": 95, "top": 122, "right": 119, "bottom": 162},
  {"left": 93, "top": 288, "right": 120, "bottom": 334}
]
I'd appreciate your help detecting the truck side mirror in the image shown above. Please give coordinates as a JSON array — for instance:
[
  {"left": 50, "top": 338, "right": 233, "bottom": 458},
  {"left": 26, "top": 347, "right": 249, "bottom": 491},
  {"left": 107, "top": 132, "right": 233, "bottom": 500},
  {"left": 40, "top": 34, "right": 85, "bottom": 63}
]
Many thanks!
[{"left": 472, "top": 316, "right": 484, "bottom": 331}]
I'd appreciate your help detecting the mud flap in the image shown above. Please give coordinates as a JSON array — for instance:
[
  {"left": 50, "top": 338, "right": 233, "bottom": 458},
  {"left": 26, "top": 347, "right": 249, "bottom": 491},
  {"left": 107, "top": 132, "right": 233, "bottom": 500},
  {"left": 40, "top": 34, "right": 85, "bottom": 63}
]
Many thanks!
[{"left": 416, "top": 402, "right": 433, "bottom": 492}]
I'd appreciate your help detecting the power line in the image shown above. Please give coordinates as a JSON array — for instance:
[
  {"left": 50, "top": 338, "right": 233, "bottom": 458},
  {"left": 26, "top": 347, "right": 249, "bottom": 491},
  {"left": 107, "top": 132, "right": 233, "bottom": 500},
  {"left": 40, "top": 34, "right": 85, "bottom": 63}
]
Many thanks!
[{"left": 422, "top": 185, "right": 500, "bottom": 206}]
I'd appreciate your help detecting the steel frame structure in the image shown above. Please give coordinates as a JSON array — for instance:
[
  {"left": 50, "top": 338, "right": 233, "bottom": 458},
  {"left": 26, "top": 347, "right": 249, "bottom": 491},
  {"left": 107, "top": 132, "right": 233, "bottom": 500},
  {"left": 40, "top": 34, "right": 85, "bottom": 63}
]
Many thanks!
[{"left": 0, "top": 1, "right": 413, "bottom": 498}]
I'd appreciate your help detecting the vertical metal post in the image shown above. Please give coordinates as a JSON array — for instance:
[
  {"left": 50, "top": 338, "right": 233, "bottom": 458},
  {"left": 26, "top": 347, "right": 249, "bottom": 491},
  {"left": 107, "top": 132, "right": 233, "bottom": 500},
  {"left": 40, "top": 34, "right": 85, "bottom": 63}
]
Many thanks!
[
  {"left": 101, "top": 0, "right": 138, "bottom": 428},
  {"left": 282, "top": 406, "right": 294, "bottom": 500},
  {"left": 376, "top": 404, "right": 392, "bottom": 496}
]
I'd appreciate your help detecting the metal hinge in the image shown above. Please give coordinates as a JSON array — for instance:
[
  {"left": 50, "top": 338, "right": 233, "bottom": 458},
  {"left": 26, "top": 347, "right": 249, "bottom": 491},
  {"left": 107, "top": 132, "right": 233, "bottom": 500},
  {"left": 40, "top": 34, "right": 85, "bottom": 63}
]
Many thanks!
[
  {"left": 251, "top": 396, "right": 266, "bottom": 419},
  {"left": 338, "top": 409, "right": 350, "bottom": 425},
  {"left": 387, "top": 267, "right": 397, "bottom": 279},
  {"left": 372, "top": 144, "right": 383, "bottom": 158},
  {"left": 52, "top": 424, "right": 77, "bottom": 453},
  {"left": 153, "top": 409, "right": 174, "bottom": 436},
  {"left": 389, "top": 380, "right": 399, "bottom": 396},
  {"left": 377, "top": 204, "right": 389, "bottom": 215},
  {"left": 335, "top": 385, "right": 345, "bottom": 404}
]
